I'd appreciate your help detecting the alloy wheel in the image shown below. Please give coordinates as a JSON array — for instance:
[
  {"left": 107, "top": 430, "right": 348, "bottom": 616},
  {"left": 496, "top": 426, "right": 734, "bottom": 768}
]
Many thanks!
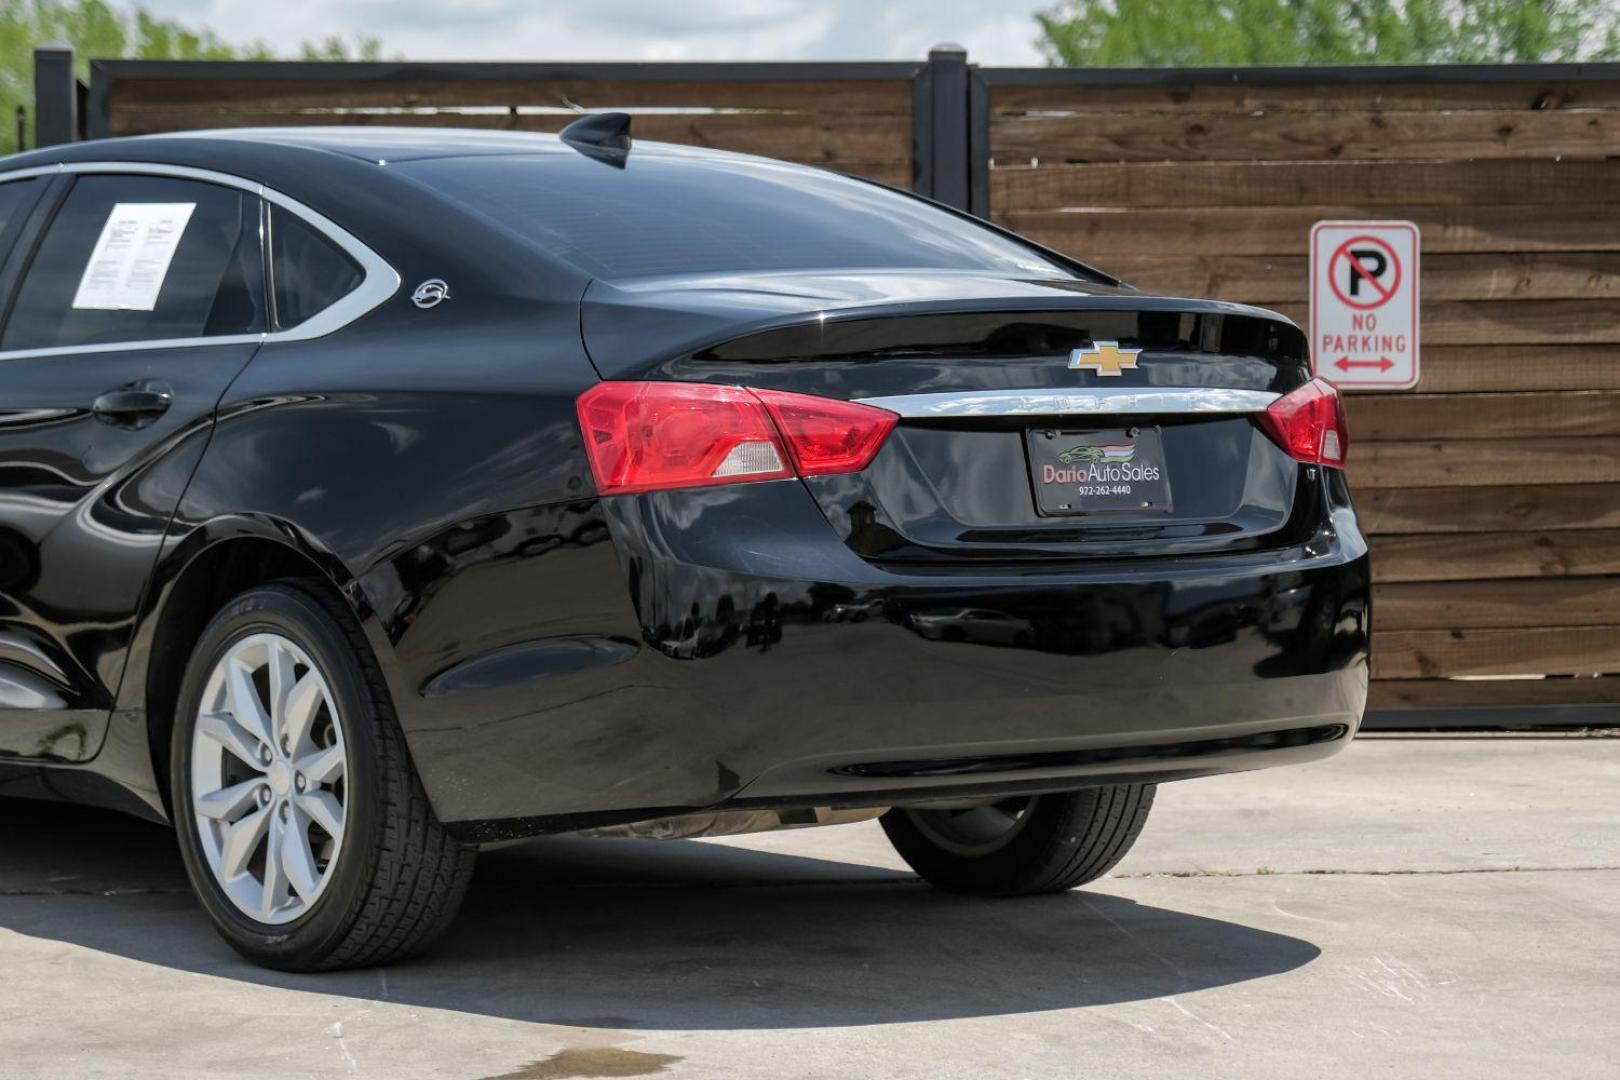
[
  {"left": 903, "top": 796, "right": 1037, "bottom": 857},
  {"left": 190, "top": 632, "right": 348, "bottom": 925}
]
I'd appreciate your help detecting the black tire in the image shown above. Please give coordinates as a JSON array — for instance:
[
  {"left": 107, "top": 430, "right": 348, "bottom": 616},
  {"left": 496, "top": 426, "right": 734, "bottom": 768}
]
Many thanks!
[
  {"left": 170, "top": 579, "right": 476, "bottom": 971},
  {"left": 881, "top": 785, "right": 1155, "bottom": 896}
]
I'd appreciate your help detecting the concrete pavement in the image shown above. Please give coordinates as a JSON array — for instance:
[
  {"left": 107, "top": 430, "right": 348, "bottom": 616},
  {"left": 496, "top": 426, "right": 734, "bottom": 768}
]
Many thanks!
[{"left": 1, "top": 736, "right": 1616, "bottom": 1079}]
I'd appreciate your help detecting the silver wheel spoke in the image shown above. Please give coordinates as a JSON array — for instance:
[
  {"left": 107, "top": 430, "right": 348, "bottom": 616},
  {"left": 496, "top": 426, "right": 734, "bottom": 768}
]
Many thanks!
[
  {"left": 197, "top": 712, "right": 266, "bottom": 771},
  {"left": 296, "top": 790, "right": 344, "bottom": 839},
  {"left": 281, "top": 811, "right": 322, "bottom": 903},
  {"left": 195, "top": 779, "right": 264, "bottom": 822},
  {"left": 266, "top": 642, "right": 298, "bottom": 738},
  {"left": 297, "top": 743, "right": 345, "bottom": 785},
  {"left": 226, "top": 659, "right": 273, "bottom": 746},
  {"left": 280, "top": 672, "right": 325, "bottom": 755},
  {"left": 261, "top": 816, "right": 289, "bottom": 918},
  {"left": 219, "top": 805, "right": 270, "bottom": 878}
]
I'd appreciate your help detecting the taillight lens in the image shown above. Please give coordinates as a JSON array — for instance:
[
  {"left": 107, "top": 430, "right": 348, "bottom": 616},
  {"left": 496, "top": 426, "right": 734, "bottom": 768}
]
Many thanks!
[
  {"left": 752, "top": 388, "right": 898, "bottom": 477},
  {"left": 1256, "top": 377, "right": 1349, "bottom": 467},
  {"left": 577, "top": 381, "right": 897, "bottom": 496}
]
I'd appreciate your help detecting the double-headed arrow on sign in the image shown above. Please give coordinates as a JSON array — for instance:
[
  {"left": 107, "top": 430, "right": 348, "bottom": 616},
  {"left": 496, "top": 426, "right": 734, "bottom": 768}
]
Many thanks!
[{"left": 1334, "top": 356, "right": 1394, "bottom": 372}]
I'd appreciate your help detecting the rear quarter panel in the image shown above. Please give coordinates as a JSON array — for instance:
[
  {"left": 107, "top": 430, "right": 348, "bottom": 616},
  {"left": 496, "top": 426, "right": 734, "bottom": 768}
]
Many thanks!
[{"left": 122, "top": 283, "right": 638, "bottom": 820}]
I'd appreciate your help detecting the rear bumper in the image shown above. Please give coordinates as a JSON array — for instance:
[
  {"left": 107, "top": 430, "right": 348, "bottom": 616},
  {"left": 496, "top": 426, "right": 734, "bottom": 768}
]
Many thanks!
[{"left": 416, "top": 477, "right": 1368, "bottom": 841}]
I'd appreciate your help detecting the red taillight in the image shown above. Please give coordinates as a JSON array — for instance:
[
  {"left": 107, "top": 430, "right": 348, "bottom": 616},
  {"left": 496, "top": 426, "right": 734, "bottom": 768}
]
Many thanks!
[
  {"left": 753, "top": 388, "right": 898, "bottom": 477},
  {"left": 1257, "top": 377, "right": 1349, "bottom": 467},
  {"left": 576, "top": 381, "right": 897, "bottom": 496}
]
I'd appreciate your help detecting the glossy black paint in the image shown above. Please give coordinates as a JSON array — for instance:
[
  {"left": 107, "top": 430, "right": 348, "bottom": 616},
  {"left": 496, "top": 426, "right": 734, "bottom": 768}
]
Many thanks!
[{"left": 0, "top": 129, "right": 1369, "bottom": 838}]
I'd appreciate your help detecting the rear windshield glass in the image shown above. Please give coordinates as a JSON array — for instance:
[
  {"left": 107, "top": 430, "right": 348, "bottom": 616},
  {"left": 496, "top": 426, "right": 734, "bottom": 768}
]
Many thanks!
[{"left": 398, "top": 150, "right": 1075, "bottom": 281}]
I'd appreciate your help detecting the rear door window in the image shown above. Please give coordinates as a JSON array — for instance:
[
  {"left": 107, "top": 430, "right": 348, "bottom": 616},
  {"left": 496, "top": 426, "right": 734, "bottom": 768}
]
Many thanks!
[
  {"left": 1, "top": 175, "right": 265, "bottom": 351},
  {"left": 269, "top": 204, "right": 363, "bottom": 330}
]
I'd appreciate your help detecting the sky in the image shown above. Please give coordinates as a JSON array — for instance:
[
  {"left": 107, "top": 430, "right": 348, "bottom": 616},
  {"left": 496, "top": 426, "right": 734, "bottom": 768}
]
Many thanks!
[{"left": 151, "top": 1, "right": 1054, "bottom": 65}]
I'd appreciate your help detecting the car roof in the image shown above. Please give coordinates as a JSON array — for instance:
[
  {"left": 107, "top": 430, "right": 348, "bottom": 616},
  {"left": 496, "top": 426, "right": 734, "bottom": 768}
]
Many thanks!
[
  {"left": 0, "top": 127, "right": 1101, "bottom": 296},
  {"left": 0, "top": 125, "right": 771, "bottom": 172},
  {"left": 168, "top": 126, "right": 634, "bottom": 163},
  {"left": 0, "top": 127, "right": 796, "bottom": 281}
]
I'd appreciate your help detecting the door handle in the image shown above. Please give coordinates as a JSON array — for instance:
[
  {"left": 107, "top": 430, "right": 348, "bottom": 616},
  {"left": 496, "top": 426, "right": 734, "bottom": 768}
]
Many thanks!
[{"left": 92, "top": 382, "right": 172, "bottom": 426}]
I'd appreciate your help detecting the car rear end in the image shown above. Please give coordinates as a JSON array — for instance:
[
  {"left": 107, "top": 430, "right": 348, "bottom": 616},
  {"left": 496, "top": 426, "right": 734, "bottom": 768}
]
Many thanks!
[
  {"left": 402, "top": 144, "right": 1369, "bottom": 817},
  {"left": 574, "top": 283, "right": 1367, "bottom": 808}
]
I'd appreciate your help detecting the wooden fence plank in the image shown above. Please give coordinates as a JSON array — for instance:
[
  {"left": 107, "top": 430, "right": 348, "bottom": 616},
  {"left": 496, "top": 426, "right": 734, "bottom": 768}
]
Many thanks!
[
  {"left": 1373, "top": 625, "right": 1620, "bottom": 678},
  {"left": 108, "top": 108, "right": 912, "bottom": 163},
  {"left": 1099, "top": 252, "right": 1620, "bottom": 304},
  {"left": 1282, "top": 299, "right": 1620, "bottom": 346},
  {"left": 1369, "top": 675, "right": 1620, "bottom": 709},
  {"left": 991, "top": 80, "right": 1620, "bottom": 116},
  {"left": 1350, "top": 437, "right": 1620, "bottom": 489},
  {"left": 992, "top": 160, "right": 1620, "bottom": 211},
  {"left": 1349, "top": 392, "right": 1620, "bottom": 441},
  {"left": 107, "top": 76, "right": 913, "bottom": 113},
  {"left": 991, "top": 109, "right": 1620, "bottom": 162},
  {"left": 1004, "top": 204, "right": 1620, "bottom": 257},
  {"left": 1370, "top": 530, "right": 1620, "bottom": 583},
  {"left": 1374, "top": 578, "right": 1620, "bottom": 630},
  {"left": 1402, "top": 345, "right": 1620, "bottom": 393},
  {"left": 1354, "top": 484, "right": 1620, "bottom": 533}
]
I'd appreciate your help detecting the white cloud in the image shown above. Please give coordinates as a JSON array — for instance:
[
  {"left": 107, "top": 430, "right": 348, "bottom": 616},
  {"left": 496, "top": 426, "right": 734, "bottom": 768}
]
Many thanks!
[{"left": 145, "top": 0, "right": 1049, "bottom": 64}]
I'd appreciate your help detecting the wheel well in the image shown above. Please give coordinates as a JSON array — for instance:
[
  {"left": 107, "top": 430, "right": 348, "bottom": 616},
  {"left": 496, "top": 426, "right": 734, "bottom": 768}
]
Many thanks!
[{"left": 145, "top": 538, "right": 339, "bottom": 809}]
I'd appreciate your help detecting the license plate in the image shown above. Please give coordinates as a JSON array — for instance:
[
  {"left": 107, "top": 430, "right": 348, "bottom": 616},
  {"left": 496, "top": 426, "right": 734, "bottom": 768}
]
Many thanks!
[{"left": 1026, "top": 427, "right": 1173, "bottom": 515}]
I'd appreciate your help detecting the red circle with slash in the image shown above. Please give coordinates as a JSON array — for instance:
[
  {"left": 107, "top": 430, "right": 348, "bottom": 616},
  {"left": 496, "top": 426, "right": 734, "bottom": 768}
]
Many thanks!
[{"left": 1328, "top": 235, "right": 1401, "bottom": 311}]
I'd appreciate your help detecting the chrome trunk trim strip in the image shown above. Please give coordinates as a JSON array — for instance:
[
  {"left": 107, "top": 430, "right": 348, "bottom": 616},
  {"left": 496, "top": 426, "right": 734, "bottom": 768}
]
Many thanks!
[{"left": 853, "top": 386, "right": 1281, "bottom": 418}]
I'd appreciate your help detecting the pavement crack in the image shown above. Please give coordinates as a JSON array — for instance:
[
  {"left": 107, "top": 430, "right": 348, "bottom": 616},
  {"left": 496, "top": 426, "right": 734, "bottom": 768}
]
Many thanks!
[{"left": 1111, "top": 864, "right": 1620, "bottom": 880}]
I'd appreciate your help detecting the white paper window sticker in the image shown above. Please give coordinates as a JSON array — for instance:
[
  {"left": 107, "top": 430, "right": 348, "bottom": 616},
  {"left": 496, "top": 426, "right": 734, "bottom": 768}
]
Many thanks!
[{"left": 71, "top": 202, "right": 197, "bottom": 312}]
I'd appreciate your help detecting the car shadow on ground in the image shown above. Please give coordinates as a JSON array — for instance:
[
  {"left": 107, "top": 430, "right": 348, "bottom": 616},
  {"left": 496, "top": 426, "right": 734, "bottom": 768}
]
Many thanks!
[{"left": 1, "top": 798, "right": 1320, "bottom": 1030}]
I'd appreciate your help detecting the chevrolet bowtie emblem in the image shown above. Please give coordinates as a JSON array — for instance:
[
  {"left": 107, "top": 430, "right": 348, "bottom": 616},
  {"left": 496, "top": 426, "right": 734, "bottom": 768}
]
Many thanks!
[{"left": 1068, "top": 341, "right": 1142, "bottom": 377}]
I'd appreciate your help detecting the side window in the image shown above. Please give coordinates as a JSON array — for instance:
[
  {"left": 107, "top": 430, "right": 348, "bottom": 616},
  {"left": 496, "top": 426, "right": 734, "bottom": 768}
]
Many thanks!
[
  {"left": 269, "top": 205, "right": 362, "bottom": 330},
  {"left": 2, "top": 175, "right": 265, "bottom": 351}
]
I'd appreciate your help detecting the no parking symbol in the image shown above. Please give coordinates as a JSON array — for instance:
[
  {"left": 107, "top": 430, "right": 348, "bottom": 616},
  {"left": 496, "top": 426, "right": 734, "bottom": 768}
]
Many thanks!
[{"left": 1310, "top": 221, "right": 1420, "bottom": 390}]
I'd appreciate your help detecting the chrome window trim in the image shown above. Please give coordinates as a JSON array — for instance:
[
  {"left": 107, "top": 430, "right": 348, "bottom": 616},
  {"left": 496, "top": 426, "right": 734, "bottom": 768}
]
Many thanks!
[
  {"left": 0, "top": 161, "right": 400, "bottom": 362},
  {"left": 853, "top": 387, "right": 1282, "bottom": 418}
]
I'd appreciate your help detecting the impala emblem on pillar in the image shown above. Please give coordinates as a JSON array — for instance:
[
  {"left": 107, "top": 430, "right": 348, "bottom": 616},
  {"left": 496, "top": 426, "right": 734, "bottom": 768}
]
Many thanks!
[{"left": 412, "top": 279, "right": 452, "bottom": 309}]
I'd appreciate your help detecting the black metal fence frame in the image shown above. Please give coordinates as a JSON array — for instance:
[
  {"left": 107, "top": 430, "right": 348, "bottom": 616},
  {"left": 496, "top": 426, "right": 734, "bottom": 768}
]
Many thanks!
[{"left": 24, "top": 45, "right": 1620, "bottom": 730}]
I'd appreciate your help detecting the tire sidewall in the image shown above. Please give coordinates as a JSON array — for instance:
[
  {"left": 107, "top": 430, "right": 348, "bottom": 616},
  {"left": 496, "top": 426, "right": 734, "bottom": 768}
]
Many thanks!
[{"left": 170, "top": 584, "right": 383, "bottom": 966}]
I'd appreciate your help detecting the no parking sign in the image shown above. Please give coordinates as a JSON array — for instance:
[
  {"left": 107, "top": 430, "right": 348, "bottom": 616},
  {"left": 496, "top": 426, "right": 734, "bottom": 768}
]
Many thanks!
[{"left": 1310, "top": 221, "right": 1420, "bottom": 390}]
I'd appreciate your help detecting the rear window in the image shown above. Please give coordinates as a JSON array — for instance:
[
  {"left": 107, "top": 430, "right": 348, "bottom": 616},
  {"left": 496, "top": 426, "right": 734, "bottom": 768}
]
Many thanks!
[
  {"left": 399, "top": 150, "right": 1074, "bottom": 281},
  {"left": 269, "top": 204, "right": 363, "bottom": 329}
]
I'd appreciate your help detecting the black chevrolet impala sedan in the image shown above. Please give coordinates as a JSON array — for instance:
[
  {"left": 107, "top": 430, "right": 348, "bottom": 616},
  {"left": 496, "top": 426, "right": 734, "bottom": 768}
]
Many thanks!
[{"left": 0, "top": 123, "right": 1368, "bottom": 970}]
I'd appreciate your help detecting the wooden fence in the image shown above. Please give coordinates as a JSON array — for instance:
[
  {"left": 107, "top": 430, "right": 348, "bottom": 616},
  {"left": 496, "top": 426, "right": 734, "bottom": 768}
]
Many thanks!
[
  {"left": 983, "top": 65, "right": 1620, "bottom": 721},
  {"left": 79, "top": 58, "right": 929, "bottom": 190},
  {"left": 32, "top": 50, "right": 1620, "bottom": 724}
]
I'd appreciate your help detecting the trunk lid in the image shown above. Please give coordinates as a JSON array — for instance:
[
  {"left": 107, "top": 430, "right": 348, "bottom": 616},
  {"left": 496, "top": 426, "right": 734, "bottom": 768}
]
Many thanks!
[{"left": 580, "top": 271, "right": 1316, "bottom": 562}]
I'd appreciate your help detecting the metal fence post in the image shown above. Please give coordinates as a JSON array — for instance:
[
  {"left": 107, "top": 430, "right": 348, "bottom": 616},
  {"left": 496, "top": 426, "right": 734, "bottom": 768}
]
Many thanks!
[
  {"left": 34, "top": 43, "right": 78, "bottom": 147},
  {"left": 967, "top": 69, "right": 989, "bottom": 218},
  {"left": 923, "top": 44, "right": 971, "bottom": 212},
  {"left": 910, "top": 59, "right": 935, "bottom": 198}
]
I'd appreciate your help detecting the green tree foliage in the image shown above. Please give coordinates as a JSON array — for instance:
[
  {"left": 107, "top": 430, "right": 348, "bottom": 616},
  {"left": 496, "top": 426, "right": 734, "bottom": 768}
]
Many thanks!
[
  {"left": 1036, "top": 0, "right": 1620, "bottom": 66},
  {"left": 0, "top": 0, "right": 388, "bottom": 153},
  {"left": 299, "top": 35, "right": 384, "bottom": 61}
]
